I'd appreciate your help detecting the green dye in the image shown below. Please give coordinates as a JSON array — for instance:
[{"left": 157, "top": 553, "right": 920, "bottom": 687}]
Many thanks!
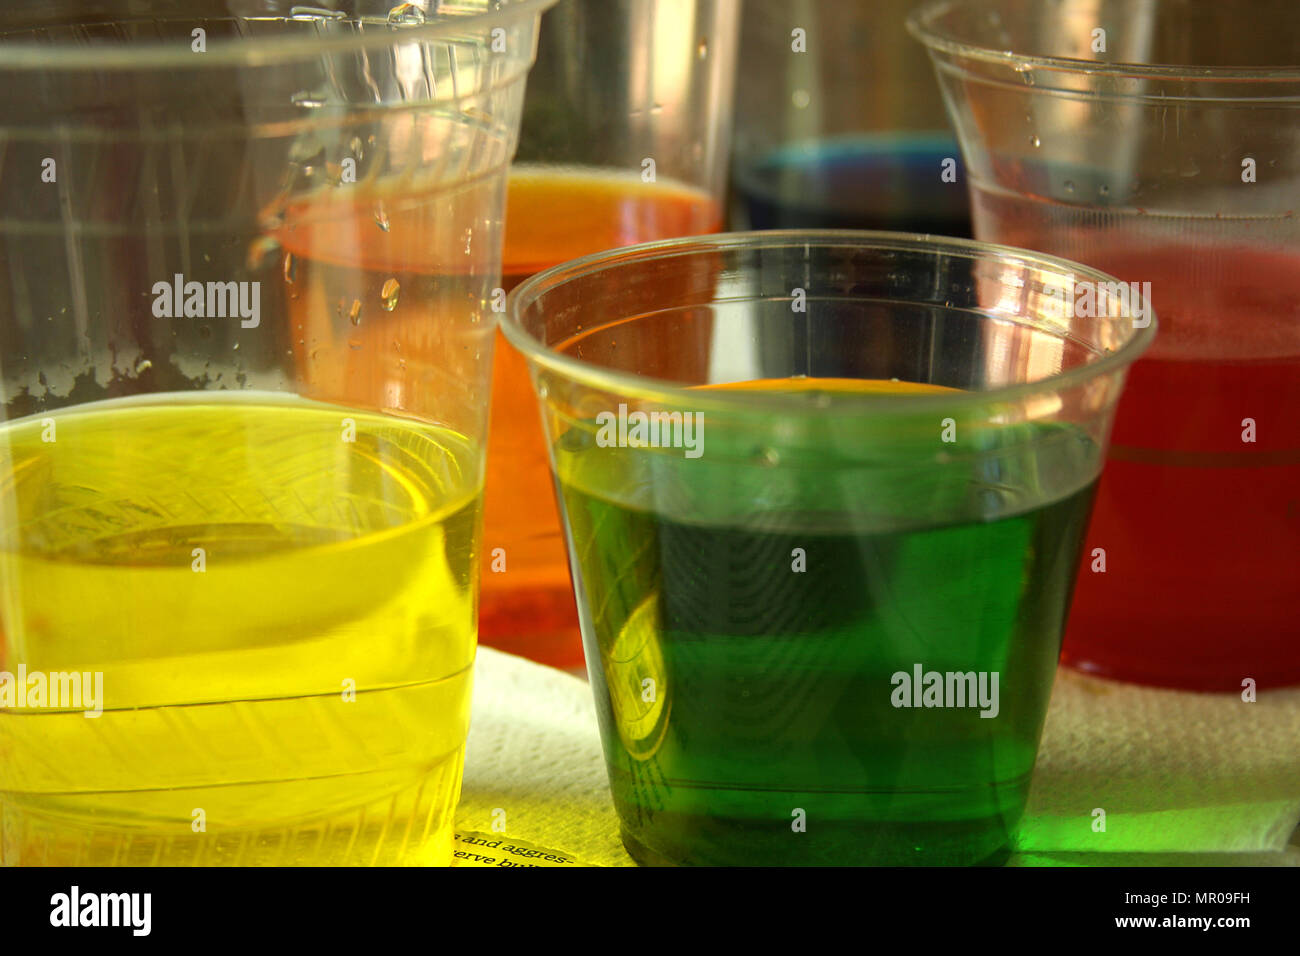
[{"left": 556, "top": 385, "right": 1097, "bottom": 866}]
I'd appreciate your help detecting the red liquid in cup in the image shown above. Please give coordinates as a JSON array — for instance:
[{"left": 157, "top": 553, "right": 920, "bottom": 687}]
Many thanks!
[{"left": 1061, "top": 247, "right": 1300, "bottom": 690}]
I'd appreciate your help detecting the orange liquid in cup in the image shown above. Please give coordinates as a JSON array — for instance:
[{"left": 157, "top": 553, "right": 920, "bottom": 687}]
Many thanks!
[{"left": 481, "top": 168, "right": 722, "bottom": 669}]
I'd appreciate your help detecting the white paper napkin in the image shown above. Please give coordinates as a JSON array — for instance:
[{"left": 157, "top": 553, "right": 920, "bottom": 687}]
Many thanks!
[
  {"left": 458, "top": 647, "right": 1300, "bottom": 866},
  {"left": 456, "top": 647, "right": 634, "bottom": 866},
  {"left": 1019, "top": 669, "right": 1300, "bottom": 857}
]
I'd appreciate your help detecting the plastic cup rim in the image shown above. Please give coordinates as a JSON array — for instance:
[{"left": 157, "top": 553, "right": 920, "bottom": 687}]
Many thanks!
[
  {"left": 0, "top": 0, "right": 559, "bottom": 72},
  {"left": 906, "top": 0, "right": 1300, "bottom": 84},
  {"left": 502, "top": 228, "right": 1159, "bottom": 418}
]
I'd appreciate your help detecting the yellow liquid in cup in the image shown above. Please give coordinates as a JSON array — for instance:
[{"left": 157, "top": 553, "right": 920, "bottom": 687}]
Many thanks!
[{"left": 0, "top": 395, "right": 478, "bottom": 865}]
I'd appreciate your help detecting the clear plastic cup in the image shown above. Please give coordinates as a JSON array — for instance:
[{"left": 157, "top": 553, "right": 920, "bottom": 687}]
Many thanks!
[
  {"left": 909, "top": 0, "right": 1300, "bottom": 691},
  {"left": 480, "top": 0, "right": 739, "bottom": 671},
  {"left": 505, "top": 230, "right": 1154, "bottom": 866},
  {"left": 0, "top": 0, "right": 553, "bottom": 866},
  {"left": 731, "top": 0, "right": 971, "bottom": 236}
]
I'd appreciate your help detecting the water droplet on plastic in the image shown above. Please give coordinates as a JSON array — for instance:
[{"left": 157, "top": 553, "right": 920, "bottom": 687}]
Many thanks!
[
  {"left": 380, "top": 278, "right": 401, "bottom": 311},
  {"left": 349, "top": 299, "right": 363, "bottom": 325},
  {"left": 349, "top": 136, "right": 364, "bottom": 159},
  {"left": 232, "top": 341, "right": 240, "bottom": 351},
  {"left": 135, "top": 358, "right": 153, "bottom": 374},
  {"left": 283, "top": 253, "right": 296, "bottom": 284},
  {"left": 1030, "top": 135, "right": 1041, "bottom": 148},
  {"left": 697, "top": 39, "right": 708, "bottom": 59},
  {"left": 374, "top": 205, "right": 390, "bottom": 232},
  {"left": 388, "top": 3, "right": 426, "bottom": 25},
  {"left": 756, "top": 446, "right": 780, "bottom": 467},
  {"left": 291, "top": 91, "right": 326, "bottom": 109},
  {"left": 1064, "top": 180, "right": 1075, "bottom": 193},
  {"left": 288, "top": 135, "right": 327, "bottom": 168},
  {"left": 245, "top": 236, "right": 281, "bottom": 270}
]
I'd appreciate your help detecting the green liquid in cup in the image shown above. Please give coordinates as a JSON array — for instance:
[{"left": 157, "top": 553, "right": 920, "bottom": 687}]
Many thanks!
[{"left": 557, "top": 379, "right": 1096, "bottom": 865}]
